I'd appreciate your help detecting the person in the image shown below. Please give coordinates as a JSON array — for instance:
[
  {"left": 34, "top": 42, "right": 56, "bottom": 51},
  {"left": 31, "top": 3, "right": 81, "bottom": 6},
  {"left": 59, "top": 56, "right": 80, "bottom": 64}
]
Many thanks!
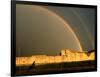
[{"left": 28, "top": 61, "right": 35, "bottom": 70}]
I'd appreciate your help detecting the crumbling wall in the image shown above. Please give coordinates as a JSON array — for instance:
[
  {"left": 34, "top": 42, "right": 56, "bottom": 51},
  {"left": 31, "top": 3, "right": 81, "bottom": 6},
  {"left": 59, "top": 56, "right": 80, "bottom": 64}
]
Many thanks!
[{"left": 16, "top": 50, "right": 95, "bottom": 66}]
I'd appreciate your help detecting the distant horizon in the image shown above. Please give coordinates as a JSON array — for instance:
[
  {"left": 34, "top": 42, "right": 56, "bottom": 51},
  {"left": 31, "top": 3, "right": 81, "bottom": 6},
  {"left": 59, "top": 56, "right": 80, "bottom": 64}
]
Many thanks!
[{"left": 16, "top": 49, "right": 95, "bottom": 57}]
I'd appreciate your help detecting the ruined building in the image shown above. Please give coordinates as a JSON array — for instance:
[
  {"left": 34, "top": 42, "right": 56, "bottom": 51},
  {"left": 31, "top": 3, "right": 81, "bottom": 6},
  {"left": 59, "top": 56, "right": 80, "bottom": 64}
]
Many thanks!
[{"left": 16, "top": 49, "right": 95, "bottom": 66}]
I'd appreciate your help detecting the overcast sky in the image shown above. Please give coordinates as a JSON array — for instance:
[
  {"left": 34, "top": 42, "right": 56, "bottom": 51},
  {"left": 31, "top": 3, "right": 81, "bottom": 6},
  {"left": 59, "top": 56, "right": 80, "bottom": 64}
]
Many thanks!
[{"left": 16, "top": 4, "right": 96, "bottom": 56}]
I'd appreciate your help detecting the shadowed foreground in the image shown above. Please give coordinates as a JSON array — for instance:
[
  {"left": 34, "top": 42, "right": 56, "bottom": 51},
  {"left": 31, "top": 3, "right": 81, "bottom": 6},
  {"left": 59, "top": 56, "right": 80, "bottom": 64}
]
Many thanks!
[{"left": 16, "top": 60, "right": 96, "bottom": 76}]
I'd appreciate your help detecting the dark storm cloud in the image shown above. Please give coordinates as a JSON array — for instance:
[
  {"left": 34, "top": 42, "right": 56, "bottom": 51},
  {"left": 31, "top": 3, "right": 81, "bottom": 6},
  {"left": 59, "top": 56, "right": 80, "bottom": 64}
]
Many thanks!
[{"left": 46, "top": 6, "right": 95, "bottom": 51}]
